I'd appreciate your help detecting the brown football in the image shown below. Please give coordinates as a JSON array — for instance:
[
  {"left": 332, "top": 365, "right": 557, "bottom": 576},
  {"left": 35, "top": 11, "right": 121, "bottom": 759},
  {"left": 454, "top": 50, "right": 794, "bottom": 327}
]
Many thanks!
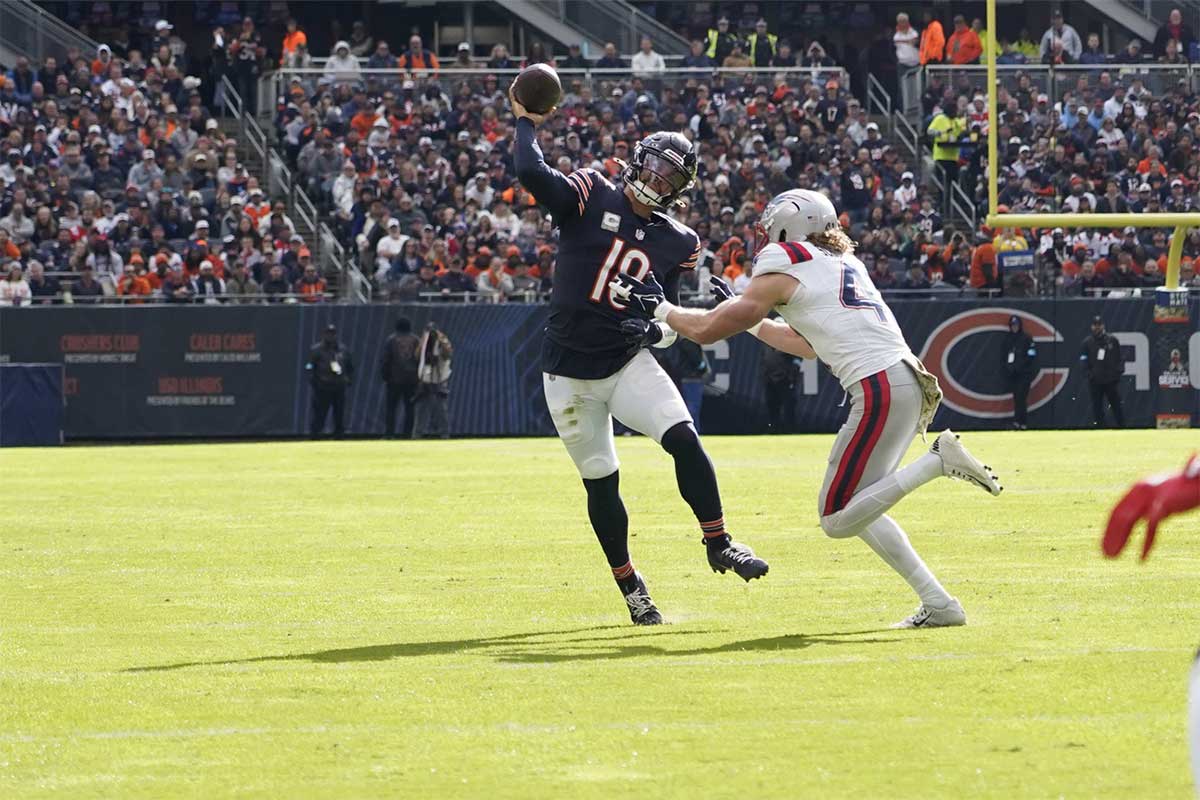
[{"left": 512, "top": 63, "right": 563, "bottom": 114}]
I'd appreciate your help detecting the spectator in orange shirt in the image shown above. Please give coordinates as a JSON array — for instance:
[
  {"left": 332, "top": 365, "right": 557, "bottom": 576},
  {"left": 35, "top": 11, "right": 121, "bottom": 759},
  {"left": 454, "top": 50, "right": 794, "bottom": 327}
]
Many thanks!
[
  {"left": 281, "top": 18, "right": 307, "bottom": 65},
  {"left": 91, "top": 44, "right": 114, "bottom": 76},
  {"left": 715, "top": 236, "right": 746, "bottom": 279},
  {"left": 919, "top": 10, "right": 945, "bottom": 65},
  {"left": 295, "top": 260, "right": 326, "bottom": 302},
  {"left": 465, "top": 246, "right": 491, "bottom": 278},
  {"left": 398, "top": 34, "right": 439, "bottom": 72},
  {"left": 970, "top": 235, "right": 999, "bottom": 290},
  {"left": 350, "top": 106, "right": 377, "bottom": 139},
  {"left": 0, "top": 227, "right": 19, "bottom": 261},
  {"left": 1062, "top": 244, "right": 1089, "bottom": 277},
  {"left": 244, "top": 188, "right": 269, "bottom": 227},
  {"left": 1137, "top": 150, "right": 1168, "bottom": 177},
  {"left": 116, "top": 263, "right": 153, "bottom": 301},
  {"left": 946, "top": 15, "right": 982, "bottom": 65}
]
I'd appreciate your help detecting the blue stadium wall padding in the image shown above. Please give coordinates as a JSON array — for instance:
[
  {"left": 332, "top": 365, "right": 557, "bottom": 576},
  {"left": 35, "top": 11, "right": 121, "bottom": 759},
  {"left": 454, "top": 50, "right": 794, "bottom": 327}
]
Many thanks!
[
  {"left": 0, "top": 364, "right": 64, "bottom": 447},
  {"left": 0, "top": 300, "right": 1195, "bottom": 440}
]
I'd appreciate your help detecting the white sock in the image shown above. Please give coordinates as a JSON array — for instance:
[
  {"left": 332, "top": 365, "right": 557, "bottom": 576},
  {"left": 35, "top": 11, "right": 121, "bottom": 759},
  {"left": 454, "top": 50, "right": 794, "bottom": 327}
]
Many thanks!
[
  {"left": 895, "top": 452, "right": 944, "bottom": 493},
  {"left": 858, "top": 515, "right": 951, "bottom": 607}
]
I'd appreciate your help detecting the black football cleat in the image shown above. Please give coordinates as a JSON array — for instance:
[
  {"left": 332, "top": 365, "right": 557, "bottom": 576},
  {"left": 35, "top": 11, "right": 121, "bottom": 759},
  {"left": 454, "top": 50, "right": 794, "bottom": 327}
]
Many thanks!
[
  {"left": 705, "top": 534, "right": 769, "bottom": 582},
  {"left": 621, "top": 572, "right": 664, "bottom": 625}
]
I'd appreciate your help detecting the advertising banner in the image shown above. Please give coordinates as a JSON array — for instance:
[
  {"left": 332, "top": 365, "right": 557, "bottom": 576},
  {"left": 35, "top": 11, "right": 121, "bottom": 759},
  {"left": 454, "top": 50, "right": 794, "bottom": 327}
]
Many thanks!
[
  {"left": 1152, "top": 288, "right": 1195, "bottom": 428},
  {"left": 0, "top": 298, "right": 1195, "bottom": 440}
]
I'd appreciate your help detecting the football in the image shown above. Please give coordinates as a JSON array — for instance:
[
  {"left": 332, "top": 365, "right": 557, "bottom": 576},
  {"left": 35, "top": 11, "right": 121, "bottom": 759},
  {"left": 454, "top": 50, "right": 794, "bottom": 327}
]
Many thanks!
[{"left": 512, "top": 63, "right": 562, "bottom": 114}]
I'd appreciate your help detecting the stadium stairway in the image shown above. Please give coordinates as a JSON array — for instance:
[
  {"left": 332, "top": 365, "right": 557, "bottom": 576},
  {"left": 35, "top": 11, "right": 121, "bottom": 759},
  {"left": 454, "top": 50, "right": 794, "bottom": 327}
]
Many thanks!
[{"left": 217, "top": 109, "right": 348, "bottom": 301}]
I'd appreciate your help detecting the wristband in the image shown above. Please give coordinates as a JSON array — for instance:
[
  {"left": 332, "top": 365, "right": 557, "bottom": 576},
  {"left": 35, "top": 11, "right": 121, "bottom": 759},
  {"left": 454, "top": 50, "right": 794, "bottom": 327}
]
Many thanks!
[
  {"left": 653, "top": 323, "right": 677, "bottom": 348},
  {"left": 653, "top": 301, "right": 677, "bottom": 322},
  {"left": 747, "top": 321, "right": 764, "bottom": 336}
]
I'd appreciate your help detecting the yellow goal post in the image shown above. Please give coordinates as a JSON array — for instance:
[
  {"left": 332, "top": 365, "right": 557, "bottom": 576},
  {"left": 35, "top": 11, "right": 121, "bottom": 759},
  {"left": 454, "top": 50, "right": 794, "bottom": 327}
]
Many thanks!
[{"left": 984, "top": 0, "right": 1197, "bottom": 289}]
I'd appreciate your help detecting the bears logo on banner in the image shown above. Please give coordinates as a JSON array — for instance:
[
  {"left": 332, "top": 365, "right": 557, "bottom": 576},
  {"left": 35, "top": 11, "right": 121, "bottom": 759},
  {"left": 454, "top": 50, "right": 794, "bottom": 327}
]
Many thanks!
[{"left": 918, "top": 308, "right": 1070, "bottom": 419}]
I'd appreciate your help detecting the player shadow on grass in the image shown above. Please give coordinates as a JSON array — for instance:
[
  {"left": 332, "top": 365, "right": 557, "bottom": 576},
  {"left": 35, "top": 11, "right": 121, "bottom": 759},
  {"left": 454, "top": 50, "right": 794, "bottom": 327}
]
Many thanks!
[
  {"left": 126, "top": 627, "right": 899, "bottom": 673},
  {"left": 492, "top": 630, "right": 901, "bottom": 664},
  {"left": 123, "top": 625, "right": 710, "bottom": 672}
]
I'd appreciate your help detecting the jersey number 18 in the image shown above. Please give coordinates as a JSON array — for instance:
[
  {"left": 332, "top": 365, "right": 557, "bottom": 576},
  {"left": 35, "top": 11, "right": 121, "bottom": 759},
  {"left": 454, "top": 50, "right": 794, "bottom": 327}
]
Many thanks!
[{"left": 590, "top": 237, "right": 651, "bottom": 310}]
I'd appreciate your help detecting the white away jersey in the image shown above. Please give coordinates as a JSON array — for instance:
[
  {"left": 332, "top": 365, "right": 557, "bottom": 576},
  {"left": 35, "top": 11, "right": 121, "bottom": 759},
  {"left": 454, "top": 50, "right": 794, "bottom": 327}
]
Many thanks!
[{"left": 753, "top": 241, "right": 912, "bottom": 389}]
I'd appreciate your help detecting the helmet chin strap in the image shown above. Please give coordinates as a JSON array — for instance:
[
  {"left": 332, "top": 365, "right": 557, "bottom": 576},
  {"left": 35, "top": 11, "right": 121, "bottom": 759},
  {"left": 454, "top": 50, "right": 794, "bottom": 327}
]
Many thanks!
[{"left": 627, "top": 178, "right": 667, "bottom": 209}]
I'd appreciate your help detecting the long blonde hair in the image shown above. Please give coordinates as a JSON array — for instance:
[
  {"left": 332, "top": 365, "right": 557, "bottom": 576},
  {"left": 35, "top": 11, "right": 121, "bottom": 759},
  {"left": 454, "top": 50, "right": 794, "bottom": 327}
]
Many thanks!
[{"left": 808, "top": 226, "right": 857, "bottom": 255}]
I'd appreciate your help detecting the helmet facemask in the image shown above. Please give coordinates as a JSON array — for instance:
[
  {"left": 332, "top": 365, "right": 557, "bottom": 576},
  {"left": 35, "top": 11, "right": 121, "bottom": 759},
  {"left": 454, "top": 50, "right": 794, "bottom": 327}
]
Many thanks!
[
  {"left": 624, "top": 146, "right": 695, "bottom": 209},
  {"left": 752, "top": 220, "right": 771, "bottom": 257}
]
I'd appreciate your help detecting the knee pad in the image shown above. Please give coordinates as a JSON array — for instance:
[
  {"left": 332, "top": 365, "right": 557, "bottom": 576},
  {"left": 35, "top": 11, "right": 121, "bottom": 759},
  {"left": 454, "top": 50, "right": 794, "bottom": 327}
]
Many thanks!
[
  {"left": 819, "top": 512, "right": 859, "bottom": 539},
  {"left": 659, "top": 421, "right": 700, "bottom": 456},
  {"left": 578, "top": 454, "right": 619, "bottom": 481}
]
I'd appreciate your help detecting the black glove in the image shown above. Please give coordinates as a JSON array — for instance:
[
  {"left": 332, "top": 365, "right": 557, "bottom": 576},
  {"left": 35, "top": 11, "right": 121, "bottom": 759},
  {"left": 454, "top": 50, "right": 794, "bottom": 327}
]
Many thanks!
[
  {"left": 611, "top": 272, "right": 666, "bottom": 317},
  {"left": 619, "top": 318, "right": 663, "bottom": 355},
  {"left": 710, "top": 274, "right": 735, "bottom": 304}
]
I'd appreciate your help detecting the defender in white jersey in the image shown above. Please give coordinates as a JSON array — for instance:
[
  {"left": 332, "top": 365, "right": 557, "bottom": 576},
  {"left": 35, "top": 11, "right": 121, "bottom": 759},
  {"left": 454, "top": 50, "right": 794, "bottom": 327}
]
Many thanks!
[{"left": 613, "top": 189, "right": 1003, "bottom": 628}]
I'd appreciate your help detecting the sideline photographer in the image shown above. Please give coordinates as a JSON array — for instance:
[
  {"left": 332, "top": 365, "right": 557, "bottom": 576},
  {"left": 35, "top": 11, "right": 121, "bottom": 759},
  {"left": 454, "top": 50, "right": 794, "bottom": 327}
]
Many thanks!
[{"left": 413, "top": 321, "right": 453, "bottom": 439}]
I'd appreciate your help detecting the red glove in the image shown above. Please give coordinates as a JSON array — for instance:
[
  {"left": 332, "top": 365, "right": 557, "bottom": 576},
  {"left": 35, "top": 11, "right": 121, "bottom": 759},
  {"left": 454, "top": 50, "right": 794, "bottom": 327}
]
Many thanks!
[{"left": 1103, "top": 454, "right": 1200, "bottom": 560}]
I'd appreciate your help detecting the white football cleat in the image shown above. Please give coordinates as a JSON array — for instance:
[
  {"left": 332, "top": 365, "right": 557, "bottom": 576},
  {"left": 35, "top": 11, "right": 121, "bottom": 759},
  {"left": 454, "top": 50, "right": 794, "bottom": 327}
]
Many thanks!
[
  {"left": 892, "top": 597, "right": 967, "bottom": 629},
  {"left": 931, "top": 430, "right": 1002, "bottom": 495}
]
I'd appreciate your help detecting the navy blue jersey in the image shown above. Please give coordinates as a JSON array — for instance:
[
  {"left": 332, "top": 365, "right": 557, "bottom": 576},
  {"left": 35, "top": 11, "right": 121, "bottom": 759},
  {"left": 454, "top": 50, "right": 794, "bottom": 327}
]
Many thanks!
[{"left": 514, "top": 119, "right": 701, "bottom": 379}]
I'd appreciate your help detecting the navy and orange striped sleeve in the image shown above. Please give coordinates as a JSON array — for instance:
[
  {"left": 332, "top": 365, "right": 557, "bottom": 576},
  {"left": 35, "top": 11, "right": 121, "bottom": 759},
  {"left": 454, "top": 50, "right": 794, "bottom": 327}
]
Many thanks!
[
  {"left": 680, "top": 235, "right": 702, "bottom": 270},
  {"left": 564, "top": 169, "right": 597, "bottom": 218}
]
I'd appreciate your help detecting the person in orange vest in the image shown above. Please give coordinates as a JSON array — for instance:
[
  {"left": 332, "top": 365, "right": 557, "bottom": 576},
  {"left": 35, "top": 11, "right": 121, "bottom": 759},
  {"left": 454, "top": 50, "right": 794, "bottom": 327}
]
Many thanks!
[
  {"left": 295, "top": 258, "right": 327, "bottom": 302},
  {"left": 946, "top": 15, "right": 982, "bottom": 65},
  {"left": 281, "top": 18, "right": 307, "bottom": 65},
  {"left": 397, "top": 34, "right": 439, "bottom": 72},
  {"left": 919, "top": 10, "right": 945, "bottom": 65}
]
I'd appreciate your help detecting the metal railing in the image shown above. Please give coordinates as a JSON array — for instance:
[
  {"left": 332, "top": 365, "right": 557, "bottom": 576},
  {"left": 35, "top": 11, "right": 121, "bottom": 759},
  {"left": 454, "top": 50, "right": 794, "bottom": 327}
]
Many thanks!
[
  {"left": 12, "top": 292, "right": 334, "bottom": 306},
  {"left": 344, "top": 284, "right": 1034, "bottom": 305},
  {"left": 1117, "top": 0, "right": 1200, "bottom": 29},
  {"left": 892, "top": 111, "right": 919, "bottom": 162},
  {"left": 526, "top": 0, "right": 690, "bottom": 56},
  {"left": 262, "top": 64, "right": 851, "bottom": 128},
  {"left": 270, "top": 65, "right": 850, "bottom": 103},
  {"left": 866, "top": 72, "right": 894, "bottom": 137},
  {"left": 917, "top": 63, "right": 1200, "bottom": 125},
  {"left": 933, "top": 162, "right": 978, "bottom": 228},
  {"left": 320, "top": 223, "right": 369, "bottom": 303},
  {"left": 0, "top": 0, "right": 101, "bottom": 64},
  {"left": 220, "top": 75, "right": 368, "bottom": 303}
]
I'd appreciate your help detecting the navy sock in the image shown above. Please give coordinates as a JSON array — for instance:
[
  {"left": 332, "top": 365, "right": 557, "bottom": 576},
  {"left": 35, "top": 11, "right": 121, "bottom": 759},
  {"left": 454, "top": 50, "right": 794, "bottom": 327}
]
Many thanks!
[
  {"left": 582, "top": 470, "right": 631, "bottom": 572},
  {"left": 660, "top": 422, "right": 725, "bottom": 541}
]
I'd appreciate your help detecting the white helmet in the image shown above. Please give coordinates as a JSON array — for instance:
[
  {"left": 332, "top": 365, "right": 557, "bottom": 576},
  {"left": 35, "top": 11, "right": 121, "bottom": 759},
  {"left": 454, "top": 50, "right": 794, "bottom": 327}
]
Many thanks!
[{"left": 755, "top": 189, "right": 839, "bottom": 254}]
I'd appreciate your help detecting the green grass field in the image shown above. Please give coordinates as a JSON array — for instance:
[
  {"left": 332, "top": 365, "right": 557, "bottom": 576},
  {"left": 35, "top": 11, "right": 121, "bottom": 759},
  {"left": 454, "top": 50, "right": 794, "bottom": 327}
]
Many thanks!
[{"left": 3, "top": 431, "right": 1200, "bottom": 798}]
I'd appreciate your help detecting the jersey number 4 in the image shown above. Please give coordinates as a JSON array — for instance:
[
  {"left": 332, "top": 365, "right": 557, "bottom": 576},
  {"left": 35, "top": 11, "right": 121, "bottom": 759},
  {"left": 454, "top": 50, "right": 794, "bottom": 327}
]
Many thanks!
[
  {"left": 840, "top": 263, "right": 887, "bottom": 322},
  {"left": 590, "top": 237, "right": 652, "bottom": 309}
]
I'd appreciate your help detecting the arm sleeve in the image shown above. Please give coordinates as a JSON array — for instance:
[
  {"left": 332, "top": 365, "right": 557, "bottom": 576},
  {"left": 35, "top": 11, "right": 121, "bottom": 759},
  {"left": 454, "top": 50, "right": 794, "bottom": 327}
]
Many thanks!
[{"left": 513, "top": 118, "right": 581, "bottom": 223}]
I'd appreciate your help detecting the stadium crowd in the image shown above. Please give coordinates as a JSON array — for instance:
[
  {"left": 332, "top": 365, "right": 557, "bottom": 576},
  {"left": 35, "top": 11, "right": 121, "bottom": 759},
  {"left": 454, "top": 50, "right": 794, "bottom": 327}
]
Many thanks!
[
  {"left": 4, "top": 4, "right": 1200, "bottom": 307},
  {"left": 0, "top": 8, "right": 330, "bottom": 304},
  {"left": 274, "top": 5, "right": 1200, "bottom": 303},
  {"left": 918, "top": 6, "right": 1200, "bottom": 296}
]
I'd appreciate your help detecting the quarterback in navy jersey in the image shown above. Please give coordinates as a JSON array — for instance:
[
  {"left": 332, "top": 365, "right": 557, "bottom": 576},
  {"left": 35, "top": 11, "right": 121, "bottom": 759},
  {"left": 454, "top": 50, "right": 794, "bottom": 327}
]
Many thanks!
[{"left": 511, "top": 86, "right": 768, "bottom": 625}]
